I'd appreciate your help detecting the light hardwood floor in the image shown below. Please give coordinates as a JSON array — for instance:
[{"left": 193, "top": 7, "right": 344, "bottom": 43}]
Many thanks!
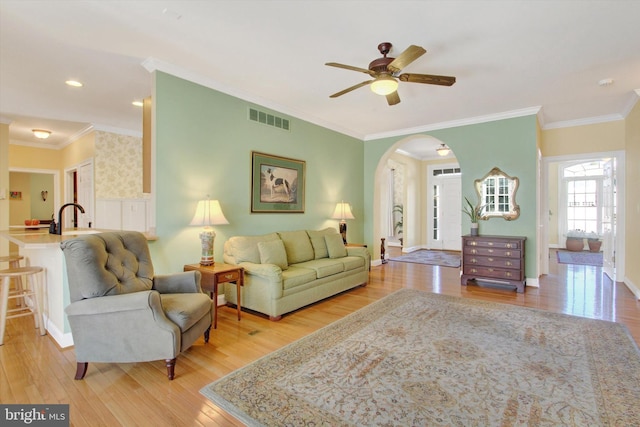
[{"left": 1, "top": 248, "right": 638, "bottom": 426}]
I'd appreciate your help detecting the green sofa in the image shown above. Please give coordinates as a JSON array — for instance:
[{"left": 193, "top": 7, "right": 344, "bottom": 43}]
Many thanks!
[{"left": 222, "top": 228, "right": 370, "bottom": 320}]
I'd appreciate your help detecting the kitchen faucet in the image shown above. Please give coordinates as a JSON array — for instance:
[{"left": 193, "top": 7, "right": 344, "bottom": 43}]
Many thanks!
[{"left": 50, "top": 203, "right": 85, "bottom": 235}]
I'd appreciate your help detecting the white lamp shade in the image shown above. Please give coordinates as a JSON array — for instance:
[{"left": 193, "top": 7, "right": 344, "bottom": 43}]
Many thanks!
[
  {"left": 436, "top": 144, "right": 450, "bottom": 156},
  {"left": 370, "top": 76, "right": 398, "bottom": 96},
  {"left": 331, "top": 202, "right": 355, "bottom": 220},
  {"left": 32, "top": 129, "right": 51, "bottom": 139},
  {"left": 190, "top": 199, "right": 229, "bottom": 226}
]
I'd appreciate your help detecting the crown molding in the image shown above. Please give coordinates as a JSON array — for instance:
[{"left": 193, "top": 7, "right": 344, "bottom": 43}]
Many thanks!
[
  {"left": 364, "top": 107, "right": 542, "bottom": 141},
  {"left": 621, "top": 89, "right": 640, "bottom": 118},
  {"left": 57, "top": 124, "right": 96, "bottom": 149},
  {"left": 541, "top": 114, "right": 624, "bottom": 130},
  {"left": 9, "top": 139, "right": 60, "bottom": 150},
  {"left": 92, "top": 124, "right": 142, "bottom": 138},
  {"left": 0, "top": 116, "right": 14, "bottom": 125},
  {"left": 141, "top": 57, "right": 364, "bottom": 140}
]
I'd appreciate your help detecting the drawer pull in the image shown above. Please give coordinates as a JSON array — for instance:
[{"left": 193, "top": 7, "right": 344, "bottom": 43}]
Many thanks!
[
  {"left": 224, "top": 274, "right": 235, "bottom": 279},
  {"left": 488, "top": 257, "right": 494, "bottom": 262},
  {"left": 505, "top": 272, "right": 512, "bottom": 277},
  {"left": 505, "top": 251, "right": 512, "bottom": 256},
  {"left": 470, "top": 268, "right": 478, "bottom": 273},
  {"left": 470, "top": 241, "right": 477, "bottom": 246},
  {"left": 488, "top": 249, "right": 494, "bottom": 253},
  {"left": 505, "top": 261, "right": 512, "bottom": 266},
  {"left": 470, "top": 249, "right": 477, "bottom": 254},
  {"left": 488, "top": 268, "right": 494, "bottom": 272},
  {"left": 488, "top": 242, "right": 494, "bottom": 246}
]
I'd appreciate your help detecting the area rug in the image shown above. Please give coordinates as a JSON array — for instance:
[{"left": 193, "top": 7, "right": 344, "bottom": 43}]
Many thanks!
[
  {"left": 557, "top": 250, "right": 603, "bottom": 266},
  {"left": 388, "top": 249, "right": 461, "bottom": 267},
  {"left": 200, "top": 289, "right": 640, "bottom": 426}
]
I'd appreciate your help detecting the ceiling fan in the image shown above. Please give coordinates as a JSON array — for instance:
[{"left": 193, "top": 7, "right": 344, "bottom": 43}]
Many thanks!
[{"left": 325, "top": 42, "right": 456, "bottom": 106}]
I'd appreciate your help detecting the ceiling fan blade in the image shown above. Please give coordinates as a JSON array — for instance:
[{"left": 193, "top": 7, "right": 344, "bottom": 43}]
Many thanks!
[
  {"left": 329, "top": 80, "right": 373, "bottom": 98},
  {"left": 387, "top": 45, "right": 426, "bottom": 73},
  {"left": 399, "top": 73, "right": 456, "bottom": 86},
  {"left": 386, "top": 91, "right": 400, "bottom": 106},
  {"left": 325, "top": 62, "right": 376, "bottom": 76}
]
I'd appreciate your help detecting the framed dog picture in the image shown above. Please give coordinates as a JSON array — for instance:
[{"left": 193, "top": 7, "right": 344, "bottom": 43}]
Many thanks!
[{"left": 251, "top": 151, "right": 305, "bottom": 213}]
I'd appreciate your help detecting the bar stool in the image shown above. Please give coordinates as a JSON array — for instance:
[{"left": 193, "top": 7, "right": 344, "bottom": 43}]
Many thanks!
[
  {"left": 0, "top": 266, "right": 46, "bottom": 345},
  {"left": 0, "top": 255, "right": 25, "bottom": 306}
]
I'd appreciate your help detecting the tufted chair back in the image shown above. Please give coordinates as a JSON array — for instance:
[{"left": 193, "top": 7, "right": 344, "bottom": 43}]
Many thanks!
[{"left": 61, "top": 231, "right": 155, "bottom": 303}]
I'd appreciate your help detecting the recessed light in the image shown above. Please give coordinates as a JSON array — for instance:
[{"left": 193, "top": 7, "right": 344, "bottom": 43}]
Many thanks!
[
  {"left": 32, "top": 129, "right": 52, "bottom": 139},
  {"left": 132, "top": 101, "right": 144, "bottom": 107},
  {"left": 598, "top": 78, "right": 614, "bottom": 87},
  {"left": 65, "top": 80, "right": 83, "bottom": 87}
]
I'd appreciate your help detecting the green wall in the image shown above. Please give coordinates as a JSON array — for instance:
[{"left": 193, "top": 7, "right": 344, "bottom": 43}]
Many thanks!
[
  {"left": 364, "top": 115, "right": 539, "bottom": 279},
  {"left": 151, "top": 72, "right": 364, "bottom": 273}
]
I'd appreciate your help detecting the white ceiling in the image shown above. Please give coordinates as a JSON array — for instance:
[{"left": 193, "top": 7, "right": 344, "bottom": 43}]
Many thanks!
[{"left": 1, "top": 1, "right": 639, "bottom": 160}]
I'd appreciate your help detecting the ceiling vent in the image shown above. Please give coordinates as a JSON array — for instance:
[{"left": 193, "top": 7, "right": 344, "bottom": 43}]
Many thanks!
[{"left": 248, "top": 108, "right": 290, "bottom": 131}]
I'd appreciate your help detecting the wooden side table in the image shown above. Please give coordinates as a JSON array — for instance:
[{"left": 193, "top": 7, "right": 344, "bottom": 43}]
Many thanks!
[{"left": 184, "top": 263, "right": 244, "bottom": 329}]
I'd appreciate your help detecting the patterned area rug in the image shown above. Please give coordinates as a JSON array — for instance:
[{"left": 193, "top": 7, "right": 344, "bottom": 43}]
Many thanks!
[
  {"left": 388, "top": 249, "right": 461, "bottom": 267},
  {"left": 557, "top": 250, "right": 603, "bottom": 266},
  {"left": 201, "top": 290, "right": 640, "bottom": 426}
]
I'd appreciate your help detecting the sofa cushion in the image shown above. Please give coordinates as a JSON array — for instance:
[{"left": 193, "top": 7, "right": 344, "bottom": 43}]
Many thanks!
[
  {"left": 226, "top": 233, "right": 280, "bottom": 264},
  {"left": 160, "top": 292, "right": 212, "bottom": 332},
  {"left": 341, "top": 256, "right": 365, "bottom": 271},
  {"left": 282, "top": 266, "right": 317, "bottom": 290},
  {"left": 295, "top": 259, "right": 344, "bottom": 279},
  {"left": 278, "top": 230, "right": 315, "bottom": 264},
  {"left": 307, "top": 228, "right": 339, "bottom": 259},
  {"left": 258, "top": 240, "right": 289, "bottom": 270},
  {"left": 325, "top": 233, "right": 347, "bottom": 259}
]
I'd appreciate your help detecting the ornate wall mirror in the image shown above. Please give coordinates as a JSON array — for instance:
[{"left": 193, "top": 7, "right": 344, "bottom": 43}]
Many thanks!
[{"left": 474, "top": 167, "right": 520, "bottom": 220}]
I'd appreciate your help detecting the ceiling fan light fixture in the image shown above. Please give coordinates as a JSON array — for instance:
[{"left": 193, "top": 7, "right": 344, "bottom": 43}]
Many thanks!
[
  {"left": 436, "top": 144, "right": 450, "bottom": 156},
  {"left": 371, "top": 75, "right": 398, "bottom": 96},
  {"left": 32, "top": 129, "right": 52, "bottom": 139}
]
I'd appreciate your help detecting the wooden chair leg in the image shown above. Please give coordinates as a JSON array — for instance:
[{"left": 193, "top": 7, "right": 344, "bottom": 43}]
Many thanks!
[
  {"left": 165, "top": 358, "right": 176, "bottom": 380},
  {"left": 74, "top": 362, "right": 88, "bottom": 380},
  {"left": 204, "top": 326, "right": 211, "bottom": 343}
]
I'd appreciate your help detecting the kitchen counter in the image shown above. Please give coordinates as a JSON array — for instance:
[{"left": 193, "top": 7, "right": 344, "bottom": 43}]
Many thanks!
[
  {"left": 0, "top": 228, "right": 104, "bottom": 248},
  {"left": 0, "top": 228, "right": 157, "bottom": 348}
]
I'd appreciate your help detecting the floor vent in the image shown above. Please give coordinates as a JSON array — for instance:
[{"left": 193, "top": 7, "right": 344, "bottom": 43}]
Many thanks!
[{"left": 248, "top": 108, "right": 290, "bottom": 131}]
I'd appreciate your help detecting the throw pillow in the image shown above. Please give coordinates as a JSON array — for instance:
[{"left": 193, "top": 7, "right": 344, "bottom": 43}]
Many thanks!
[
  {"left": 325, "top": 233, "right": 347, "bottom": 259},
  {"left": 277, "top": 230, "right": 315, "bottom": 264},
  {"left": 307, "top": 227, "right": 339, "bottom": 259},
  {"left": 257, "top": 240, "right": 289, "bottom": 270}
]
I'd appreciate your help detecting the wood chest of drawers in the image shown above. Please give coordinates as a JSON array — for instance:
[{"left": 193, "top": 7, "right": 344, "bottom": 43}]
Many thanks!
[{"left": 461, "top": 235, "right": 526, "bottom": 293}]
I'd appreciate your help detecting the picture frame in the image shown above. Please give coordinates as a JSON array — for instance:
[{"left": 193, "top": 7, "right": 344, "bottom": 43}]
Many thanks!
[
  {"left": 251, "top": 151, "right": 305, "bottom": 213},
  {"left": 9, "top": 191, "right": 22, "bottom": 200}
]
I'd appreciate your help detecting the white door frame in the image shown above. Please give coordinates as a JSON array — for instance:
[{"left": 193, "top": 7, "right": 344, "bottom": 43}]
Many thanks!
[
  {"left": 63, "top": 159, "right": 94, "bottom": 229},
  {"left": 426, "top": 163, "right": 461, "bottom": 250},
  {"left": 541, "top": 150, "right": 625, "bottom": 280}
]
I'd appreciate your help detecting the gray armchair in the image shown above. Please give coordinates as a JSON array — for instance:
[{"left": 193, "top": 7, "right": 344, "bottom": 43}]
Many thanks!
[{"left": 60, "top": 231, "right": 213, "bottom": 380}]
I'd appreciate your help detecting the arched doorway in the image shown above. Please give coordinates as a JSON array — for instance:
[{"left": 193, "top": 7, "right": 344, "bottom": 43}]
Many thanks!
[{"left": 372, "top": 135, "right": 458, "bottom": 262}]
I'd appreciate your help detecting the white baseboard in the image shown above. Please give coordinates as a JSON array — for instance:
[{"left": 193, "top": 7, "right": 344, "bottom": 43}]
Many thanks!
[
  {"left": 526, "top": 277, "right": 540, "bottom": 288},
  {"left": 44, "top": 315, "right": 74, "bottom": 348},
  {"left": 623, "top": 276, "right": 640, "bottom": 299}
]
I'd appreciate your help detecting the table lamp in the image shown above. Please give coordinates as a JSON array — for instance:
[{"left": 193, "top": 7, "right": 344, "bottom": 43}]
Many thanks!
[
  {"left": 331, "top": 201, "right": 355, "bottom": 244},
  {"left": 190, "top": 197, "right": 229, "bottom": 265}
]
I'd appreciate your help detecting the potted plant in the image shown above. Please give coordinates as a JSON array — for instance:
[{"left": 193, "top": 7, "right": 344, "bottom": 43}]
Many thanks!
[
  {"left": 565, "top": 229, "right": 586, "bottom": 251},
  {"left": 587, "top": 232, "right": 602, "bottom": 252},
  {"left": 462, "top": 197, "right": 483, "bottom": 236},
  {"left": 393, "top": 204, "right": 404, "bottom": 246}
]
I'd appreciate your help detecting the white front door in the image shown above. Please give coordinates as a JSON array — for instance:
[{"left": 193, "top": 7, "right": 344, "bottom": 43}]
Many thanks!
[{"left": 428, "top": 165, "right": 461, "bottom": 251}]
